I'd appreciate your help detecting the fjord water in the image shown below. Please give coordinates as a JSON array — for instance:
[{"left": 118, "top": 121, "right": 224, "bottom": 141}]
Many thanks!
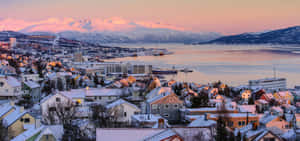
[{"left": 105, "top": 44, "right": 300, "bottom": 88}]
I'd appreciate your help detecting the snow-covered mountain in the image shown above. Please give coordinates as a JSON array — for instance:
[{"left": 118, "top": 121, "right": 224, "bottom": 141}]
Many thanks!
[
  {"left": 203, "top": 26, "right": 300, "bottom": 45},
  {"left": 0, "top": 17, "right": 221, "bottom": 43}
]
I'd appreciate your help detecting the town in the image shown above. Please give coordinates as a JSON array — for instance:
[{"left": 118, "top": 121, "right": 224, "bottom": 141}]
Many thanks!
[{"left": 1, "top": 32, "right": 300, "bottom": 141}]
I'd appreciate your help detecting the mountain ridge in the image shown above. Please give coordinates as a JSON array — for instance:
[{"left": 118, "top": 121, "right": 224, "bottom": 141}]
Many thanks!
[{"left": 202, "top": 26, "right": 300, "bottom": 45}]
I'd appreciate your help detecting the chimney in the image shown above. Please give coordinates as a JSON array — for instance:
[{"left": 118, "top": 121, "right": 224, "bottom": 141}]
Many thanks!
[
  {"left": 158, "top": 118, "right": 165, "bottom": 128},
  {"left": 35, "top": 119, "right": 41, "bottom": 128},
  {"left": 20, "top": 106, "right": 24, "bottom": 113},
  {"left": 204, "top": 113, "right": 208, "bottom": 121}
]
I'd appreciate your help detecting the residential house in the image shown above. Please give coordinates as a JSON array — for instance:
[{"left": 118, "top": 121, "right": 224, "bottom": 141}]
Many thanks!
[
  {"left": 207, "top": 113, "right": 260, "bottom": 129},
  {"left": 96, "top": 128, "right": 183, "bottom": 141},
  {"left": 0, "top": 75, "right": 22, "bottom": 99},
  {"left": 106, "top": 99, "right": 141, "bottom": 122},
  {"left": 11, "top": 125, "right": 64, "bottom": 141},
  {"left": 3, "top": 106, "right": 36, "bottom": 139},
  {"left": 255, "top": 99, "right": 269, "bottom": 113},
  {"left": 23, "top": 80, "right": 41, "bottom": 102},
  {"left": 274, "top": 91, "right": 294, "bottom": 104},
  {"left": 241, "top": 90, "right": 252, "bottom": 102},
  {"left": 261, "top": 93, "right": 275, "bottom": 102},
  {"left": 21, "top": 73, "right": 42, "bottom": 82},
  {"left": 260, "top": 113, "right": 291, "bottom": 131},
  {"left": 40, "top": 93, "right": 73, "bottom": 124},
  {"left": 146, "top": 93, "right": 184, "bottom": 122}
]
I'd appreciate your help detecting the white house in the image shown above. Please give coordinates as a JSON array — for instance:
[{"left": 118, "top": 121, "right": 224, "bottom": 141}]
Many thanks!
[
  {"left": 106, "top": 99, "right": 141, "bottom": 122},
  {"left": 0, "top": 75, "right": 22, "bottom": 99},
  {"left": 40, "top": 93, "right": 73, "bottom": 124}
]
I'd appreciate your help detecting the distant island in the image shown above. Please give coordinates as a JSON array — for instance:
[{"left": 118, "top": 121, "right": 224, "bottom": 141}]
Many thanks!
[{"left": 199, "top": 26, "right": 300, "bottom": 45}]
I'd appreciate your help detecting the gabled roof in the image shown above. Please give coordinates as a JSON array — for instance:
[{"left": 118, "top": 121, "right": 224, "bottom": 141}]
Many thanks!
[
  {"left": 148, "top": 93, "right": 183, "bottom": 105},
  {"left": 146, "top": 87, "right": 171, "bottom": 100},
  {"left": 143, "top": 129, "right": 178, "bottom": 141},
  {"left": 3, "top": 106, "right": 28, "bottom": 127},
  {"left": 24, "top": 80, "right": 40, "bottom": 89},
  {"left": 35, "top": 125, "right": 64, "bottom": 141},
  {"left": 0, "top": 75, "right": 21, "bottom": 87},
  {"left": 259, "top": 114, "right": 278, "bottom": 125},
  {"left": 11, "top": 125, "right": 45, "bottom": 141},
  {"left": 0, "top": 102, "right": 15, "bottom": 117},
  {"left": 106, "top": 99, "right": 140, "bottom": 111},
  {"left": 96, "top": 128, "right": 165, "bottom": 141}
]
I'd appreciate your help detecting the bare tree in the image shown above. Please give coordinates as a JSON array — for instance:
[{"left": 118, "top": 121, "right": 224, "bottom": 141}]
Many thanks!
[{"left": 44, "top": 100, "right": 76, "bottom": 125}]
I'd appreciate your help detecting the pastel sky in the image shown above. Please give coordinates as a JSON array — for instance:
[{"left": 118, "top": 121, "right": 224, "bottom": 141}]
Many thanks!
[{"left": 0, "top": 0, "right": 300, "bottom": 34}]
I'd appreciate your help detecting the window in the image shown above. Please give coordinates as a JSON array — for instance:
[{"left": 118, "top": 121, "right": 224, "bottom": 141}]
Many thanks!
[
  {"left": 238, "top": 121, "right": 242, "bottom": 126},
  {"left": 65, "top": 107, "right": 70, "bottom": 111},
  {"left": 152, "top": 104, "right": 157, "bottom": 109},
  {"left": 108, "top": 96, "right": 111, "bottom": 100},
  {"left": 264, "top": 138, "right": 275, "bottom": 141},
  {"left": 164, "top": 114, "right": 169, "bottom": 117},
  {"left": 0, "top": 82, "right": 4, "bottom": 87},
  {"left": 174, "top": 104, "right": 178, "bottom": 108},
  {"left": 49, "top": 107, "right": 56, "bottom": 112},
  {"left": 20, "top": 118, "right": 24, "bottom": 122},
  {"left": 24, "top": 118, "right": 30, "bottom": 123},
  {"left": 242, "top": 121, "right": 245, "bottom": 125},
  {"left": 165, "top": 104, "right": 169, "bottom": 109},
  {"left": 98, "top": 96, "right": 102, "bottom": 100},
  {"left": 227, "top": 121, "right": 233, "bottom": 127},
  {"left": 56, "top": 97, "right": 61, "bottom": 102},
  {"left": 124, "top": 112, "right": 127, "bottom": 117}
]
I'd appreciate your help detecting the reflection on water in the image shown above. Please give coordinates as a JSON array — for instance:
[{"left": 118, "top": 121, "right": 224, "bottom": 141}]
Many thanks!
[{"left": 105, "top": 44, "right": 300, "bottom": 88}]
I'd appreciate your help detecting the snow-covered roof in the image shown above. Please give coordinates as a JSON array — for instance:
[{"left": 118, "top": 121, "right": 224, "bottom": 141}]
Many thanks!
[
  {"left": 238, "top": 105, "right": 256, "bottom": 113},
  {"left": 11, "top": 125, "right": 45, "bottom": 141},
  {"left": 259, "top": 114, "right": 278, "bottom": 125},
  {"left": 106, "top": 99, "right": 140, "bottom": 110},
  {"left": 188, "top": 115, "right": 216, "bottom": 127},
  {"left": 209, "top": 113, "right": 258, "bottom": 118},
  {"left": 24, "top": 80, "right": 40, "bottom": 89},
  {"left": 96, "top": 128, "right": 165, "bottom": 141},
  {"left": 0, "top": 102, "right": 14, "bottom": 117},
  {"left": 143, "top": 129, "right": 177, "bottom": 141},
  {"left": 3, "top": 106, "right": 28, "bottom": 127},
  {"left": 0, "top": 75, "right": 21, "bottom": 87},
  {"left": 146, "top": 87, "right": 171, "bottom": 100},
  {"left": 35, "top": 125, "right": 64, "bottom": 141},
  {"left": 281, "top": 129, "right": 296, "bottom": 141},
  {"left": 132, "top": 114, "right": 165, "bottom": 122}
]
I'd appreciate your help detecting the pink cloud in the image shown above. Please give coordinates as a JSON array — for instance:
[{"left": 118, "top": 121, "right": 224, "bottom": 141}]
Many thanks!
[{"left": 0, "top": 17, "right": 185, "bottom": 33}]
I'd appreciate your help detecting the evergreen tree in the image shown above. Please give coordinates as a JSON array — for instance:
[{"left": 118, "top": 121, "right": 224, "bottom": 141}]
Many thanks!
[
  {"left": 17, "top": 94, "right": 33, "bottom": 109},
  {"left": 191, "top": 92, "right": 209, "bottom": 108},
  {"left": 94, "top": 73, "right": 99, "bottom": 87},
  {"left": 236, "top": 131, "right": 242, "bottom": 141},
  {"left": 57, "top": 78, "right": 64, "bottom": 91},
  {"left": 248, "top": 96, "right": 255, "bottom": 105}
]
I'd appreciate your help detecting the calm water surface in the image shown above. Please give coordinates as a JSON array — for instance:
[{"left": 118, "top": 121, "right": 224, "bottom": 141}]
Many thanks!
[{"left": 105, "top": 43, "right": 300, "bottom": 88}]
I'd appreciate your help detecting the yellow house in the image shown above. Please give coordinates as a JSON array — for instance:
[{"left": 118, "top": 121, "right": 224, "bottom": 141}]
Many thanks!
[
  {"left": 273, "top": 91, "right": 294, "bottom": 104},
  {"left": 3, "top": 106, "right": 36, "bottom": 139},
  {"left": 11, "top": 124, "right": 64, "bottom": 141}
]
